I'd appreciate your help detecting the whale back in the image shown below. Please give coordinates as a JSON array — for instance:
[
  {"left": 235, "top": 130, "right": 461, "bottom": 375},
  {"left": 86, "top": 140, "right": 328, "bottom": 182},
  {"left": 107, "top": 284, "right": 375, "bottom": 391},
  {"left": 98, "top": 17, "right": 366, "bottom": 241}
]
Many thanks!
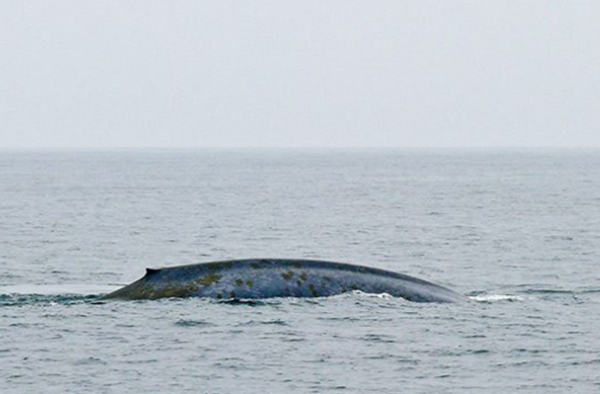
[{"left": 102, "top": 259, "right": 468, "bottom": 303}]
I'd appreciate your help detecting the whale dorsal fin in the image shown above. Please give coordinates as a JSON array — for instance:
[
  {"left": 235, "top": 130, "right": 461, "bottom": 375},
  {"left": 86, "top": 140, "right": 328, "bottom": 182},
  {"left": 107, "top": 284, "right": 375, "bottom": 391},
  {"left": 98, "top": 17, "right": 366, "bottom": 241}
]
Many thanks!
[{"left": 145, "top": 268, "right": 160, "bottom": 276}]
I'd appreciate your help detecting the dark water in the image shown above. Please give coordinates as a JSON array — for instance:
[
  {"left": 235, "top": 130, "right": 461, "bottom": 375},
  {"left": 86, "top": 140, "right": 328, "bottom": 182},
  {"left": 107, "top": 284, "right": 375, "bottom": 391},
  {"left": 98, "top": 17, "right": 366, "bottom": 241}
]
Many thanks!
[{"left": 1, "top": 149, "right": 599, "bottom": 393}]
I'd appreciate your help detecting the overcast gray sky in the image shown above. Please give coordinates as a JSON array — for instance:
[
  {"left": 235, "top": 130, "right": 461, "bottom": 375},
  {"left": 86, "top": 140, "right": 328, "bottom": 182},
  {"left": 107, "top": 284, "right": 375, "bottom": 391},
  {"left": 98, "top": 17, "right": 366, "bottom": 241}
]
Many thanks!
[{"left": 1, "top": 1, "right": 599, "bottom": 148}]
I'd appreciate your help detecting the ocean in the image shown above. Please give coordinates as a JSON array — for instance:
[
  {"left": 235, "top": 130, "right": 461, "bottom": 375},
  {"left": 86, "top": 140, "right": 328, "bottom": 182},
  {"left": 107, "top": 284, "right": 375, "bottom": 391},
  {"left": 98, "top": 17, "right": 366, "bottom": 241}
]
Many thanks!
[{"left": 1, "top": 149, "right": 599, "bottom": 393}]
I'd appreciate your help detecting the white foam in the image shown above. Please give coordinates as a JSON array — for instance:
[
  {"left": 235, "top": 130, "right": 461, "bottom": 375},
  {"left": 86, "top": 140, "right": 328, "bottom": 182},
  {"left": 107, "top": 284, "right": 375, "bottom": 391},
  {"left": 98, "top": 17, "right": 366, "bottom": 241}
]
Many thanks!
[
  {"left": 349, "top": 290, "right": 394, "bottom": 299},
  {"left": 469, "top": 294, "right": 523, "bottom": 302}
]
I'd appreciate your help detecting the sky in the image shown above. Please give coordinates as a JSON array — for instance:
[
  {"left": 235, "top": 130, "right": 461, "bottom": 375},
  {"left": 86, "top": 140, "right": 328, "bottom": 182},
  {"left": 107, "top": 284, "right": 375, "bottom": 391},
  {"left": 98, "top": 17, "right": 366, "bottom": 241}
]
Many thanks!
[{"left": 1, "top": 1, "right": 599, "bottom": 149}]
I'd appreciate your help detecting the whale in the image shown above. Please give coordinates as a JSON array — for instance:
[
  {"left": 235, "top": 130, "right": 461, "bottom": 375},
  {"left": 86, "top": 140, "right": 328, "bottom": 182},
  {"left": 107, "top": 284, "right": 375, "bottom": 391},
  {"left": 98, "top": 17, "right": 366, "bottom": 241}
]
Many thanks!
[{"left": 102, "top": 259, "right": 467, "bottom": 303}]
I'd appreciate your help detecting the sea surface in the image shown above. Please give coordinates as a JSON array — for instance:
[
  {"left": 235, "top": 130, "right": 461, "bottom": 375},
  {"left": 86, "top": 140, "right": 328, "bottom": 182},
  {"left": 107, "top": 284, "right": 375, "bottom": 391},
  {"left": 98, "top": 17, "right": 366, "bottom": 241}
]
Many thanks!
[{"left": 1, "top": 149, "right": 599, "bottom": 393}]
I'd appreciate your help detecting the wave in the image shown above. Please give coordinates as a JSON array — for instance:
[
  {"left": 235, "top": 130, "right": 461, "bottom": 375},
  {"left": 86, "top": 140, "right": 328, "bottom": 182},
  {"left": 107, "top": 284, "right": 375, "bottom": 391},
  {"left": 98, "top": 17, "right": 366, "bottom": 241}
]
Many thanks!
[
  {"left": 0, "top": 284, "right": 120, "bottom": 307},
  {"left": 0, "top": 284, "right": 120, "bottom": 296},
  {"left": 468, "top": 286, "right": 600, "bottom": 302}
]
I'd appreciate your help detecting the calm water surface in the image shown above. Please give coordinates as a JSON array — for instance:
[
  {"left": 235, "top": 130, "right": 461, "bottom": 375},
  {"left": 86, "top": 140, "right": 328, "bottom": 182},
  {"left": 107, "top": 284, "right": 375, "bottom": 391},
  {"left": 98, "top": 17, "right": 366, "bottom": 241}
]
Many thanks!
[{"left": 1, "top": 149, "right": 599, "bottom": 393}]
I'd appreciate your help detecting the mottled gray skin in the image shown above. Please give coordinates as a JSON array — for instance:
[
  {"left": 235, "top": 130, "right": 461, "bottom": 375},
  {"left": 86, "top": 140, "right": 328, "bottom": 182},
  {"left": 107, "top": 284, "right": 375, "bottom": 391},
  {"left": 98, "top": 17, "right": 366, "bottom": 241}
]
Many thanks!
[{"left": 102, "top": 259, "right": 468, "bottom": 303}]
